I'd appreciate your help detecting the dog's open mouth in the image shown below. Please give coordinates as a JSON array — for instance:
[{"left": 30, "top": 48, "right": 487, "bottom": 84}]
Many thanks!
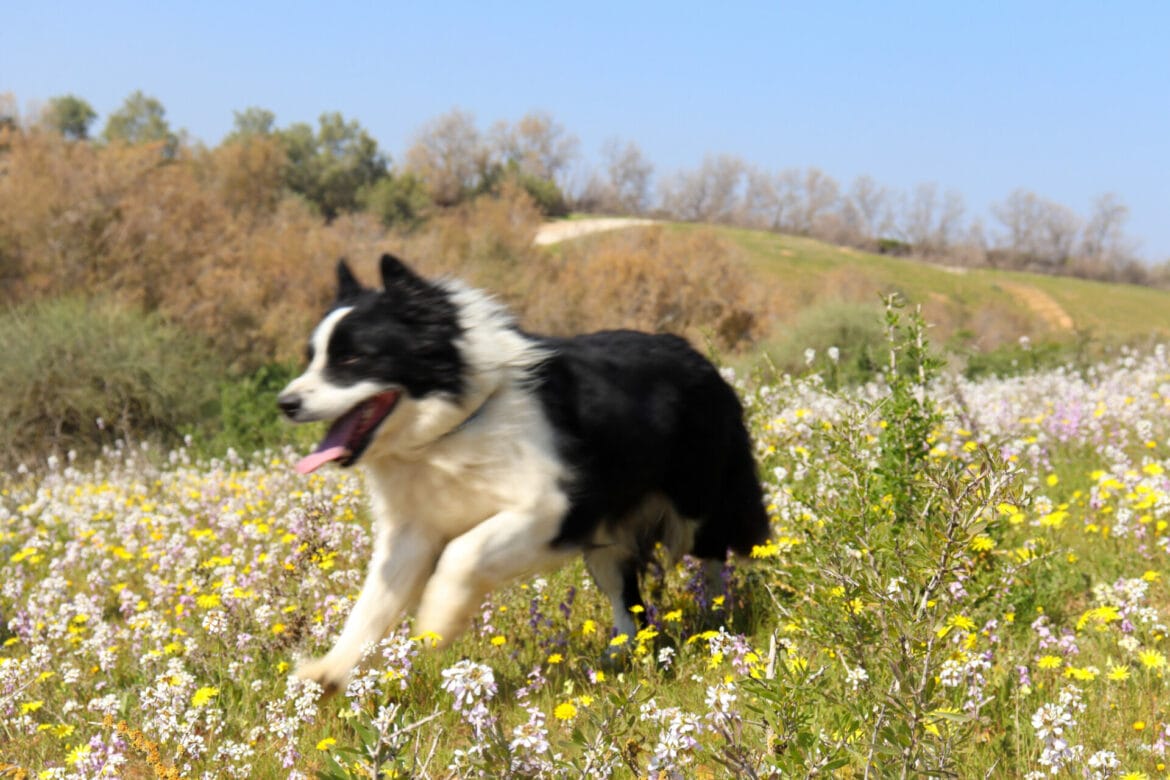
[{"left": 295, "top": 390, "right": 400, "bottom": 474}]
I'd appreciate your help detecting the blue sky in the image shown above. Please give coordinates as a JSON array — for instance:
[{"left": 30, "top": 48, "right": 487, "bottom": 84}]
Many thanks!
[{"left": 4, "top": 1, "right": 1168, "bottom": 258}]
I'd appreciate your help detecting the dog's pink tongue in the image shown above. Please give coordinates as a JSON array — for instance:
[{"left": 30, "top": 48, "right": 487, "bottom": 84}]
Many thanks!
[
  {"left": 295, "top": 446, "right": 348, "bottom": 475},
  {"left": 295, "top": 411, "right": 360, "bottom": 475}
]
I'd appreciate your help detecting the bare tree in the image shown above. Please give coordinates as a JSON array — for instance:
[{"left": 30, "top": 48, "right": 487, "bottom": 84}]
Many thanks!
[
  {"left": 991, "top": 188, "right": 1083, "bottom": 270},
  {"left": 404, "top": 108, "right": 487, "bottom": 207},
  {"left": 902, "top": 182, "right": 939, "bottom": 252},
  {"left": 770, "top": 168, "right": 804, "bottom": 232},
  {"left": 490, "top": 111, "right": 580, "bottom": 185},
  {"left": 738, "top": 166, "right": 779, "bottom": 229},
  {"left": 800, "top": 167, "right": 840, "bottom": 237},
  {"left": 991, "top": 188, "right": 1043, "bottom": 265},
  {"left": 848, "top": 174, "right": 892, "bottom": 244},
  {"left": 1081, "top": 192, "right": 1134, "bottom": 269},
  {"left": 937, "top": 189, "right": 967, "bottom": 253},
  {"left": 601, "top": 138, "right": 654, "bottom": 214},
  {"left": 660, "top": 154, "right": 745, "bottom": 223},
  {"left": 1039, "top": 200, "right": 1080, "bottom": 269},
  {"left": 897, "top": 183, "right": 966, "bottom": 256}
]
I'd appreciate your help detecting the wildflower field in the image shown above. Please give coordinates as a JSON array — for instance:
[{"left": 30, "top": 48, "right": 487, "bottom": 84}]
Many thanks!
[{"left": 6, "top": 310, "right": 1170, "bottom": 778}]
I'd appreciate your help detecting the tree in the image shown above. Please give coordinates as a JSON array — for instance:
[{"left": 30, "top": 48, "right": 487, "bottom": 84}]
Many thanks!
[
  {"left": 601, "top": 138, "right": 653, "bottom": 214},
  {"left": 797, "top": 167, "right": 840, "bottom": 237},
  {"left": 490, "top": 111, "right": 579, "bottom": 185},
  {"left": 227, "top": 106, "right": 277, "bottom": 140},
  {"left": 103, "top": 91, "right": 177, "bottom": 156},
  {"left": 660, "top": 154, "right": 745, "bottom": 223},
  {"left": 278, "top": 112, "right": 389, "bottom": 220},
  {"left": 0, "top": 93, "right": 17, "bottom": 139},
  {"left": 991, "top": 188, "right": 1081, "bottom": 270},
  {"left": 848, "top": 175, "right": 892, "bottom": 243},
  {"left": 1081, "top": 193, "right": 1133, "bottom": 269},
  {"left": 576, "top": 138, "right": 654, "bottom": 215},
  {"left": 900, "top": 183, "right": 965, "bottom": 256},
  {"left": 404, "top": 109, "right": 487, "bottom": 207},
  {"left": 42, "top": 95, "right": 97, "bottom": 140},
  {"left": 360, "top": 171, "right": 431, "bottom": 228}
]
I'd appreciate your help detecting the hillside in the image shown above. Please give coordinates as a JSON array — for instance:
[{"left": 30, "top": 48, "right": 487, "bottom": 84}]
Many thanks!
[{"left": 543, "top": 218, "right": 1170, "bottom": 353}]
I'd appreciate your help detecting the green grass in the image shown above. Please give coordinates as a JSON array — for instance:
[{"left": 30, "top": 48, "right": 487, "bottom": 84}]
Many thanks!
[{"left": 582, "top": 220, "right": 1170, "bottom": 350}]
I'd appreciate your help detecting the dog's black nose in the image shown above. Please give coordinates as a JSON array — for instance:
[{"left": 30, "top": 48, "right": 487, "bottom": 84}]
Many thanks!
[{"left": 277, "top": 393, "right": 302, "bottom": 419}]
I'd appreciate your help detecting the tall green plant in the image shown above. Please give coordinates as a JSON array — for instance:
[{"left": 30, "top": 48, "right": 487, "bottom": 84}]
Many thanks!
[{"left": 750, "top": 297, "right": 1028, "bottom": 776}]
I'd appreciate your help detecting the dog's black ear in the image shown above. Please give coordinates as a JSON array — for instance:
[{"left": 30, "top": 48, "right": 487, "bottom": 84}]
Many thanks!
[
  {"left": 336, "top": 259, "right": 363, "bottom": 301},
  {"left": 379, "top": 253, "right": 425, "bottom": 291}
]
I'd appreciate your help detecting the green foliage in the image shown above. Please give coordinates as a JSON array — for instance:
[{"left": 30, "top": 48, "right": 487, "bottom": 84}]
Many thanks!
[
  {"left": 102, "top": 90, "right": 177, "bottom": 157},
  {"left": 227, "top": 105, "right": 277, "bottom": 140},
  {"left": 960, "top": 332, "right": 1094, "bottom": 380},
  {"left": 515, "top": 169, "right": 569, "bottom": 217},
  {"left": 190, "top": 362, "right": 317, "bottom": 460},
  {"left": 875, "top": 298, "right": 945, "bottom": 521},
  {"left": 0, "top": 298, "right": 219, "bottom": 468},
  {"left": 359, "top": 171, "right": 432, "bottom": 228},
  {"left": 42, "top": 94, "right": 97, "bottom": 140},
  {"left": 765, "top": 300, "right": 888, "bottom": 387},
  {"left": 279, "top": 112, "right": 389, "bottom": 220},
  {"left": 877, "top": 237, "right": 912, "bottom": 256},
  {"left": 476, "top": 160, "right": 569, "bottom": 217}
]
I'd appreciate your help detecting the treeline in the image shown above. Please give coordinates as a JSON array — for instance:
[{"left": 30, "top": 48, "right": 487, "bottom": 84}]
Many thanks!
[
  {"left": 2, "top": 90, "right": 1159, "bottom": 285},
  {"left": 0, "top": 91, "right": 765, "bottom": 371},
  {"left": 2, "top": 91, "right": 774, "bottom": 465},
  {"left": 648, "top": 158, "right": 1154, "bottom": 284}
]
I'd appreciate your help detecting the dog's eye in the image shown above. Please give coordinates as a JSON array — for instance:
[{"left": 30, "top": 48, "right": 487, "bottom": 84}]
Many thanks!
[{"left": 339, "top": 355, "right": 361, "bottom": 367}]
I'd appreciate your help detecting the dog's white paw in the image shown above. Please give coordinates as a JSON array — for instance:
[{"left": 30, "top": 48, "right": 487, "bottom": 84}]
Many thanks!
[{"left": 294, "top": 657, "right": 348, "bottom": 697}]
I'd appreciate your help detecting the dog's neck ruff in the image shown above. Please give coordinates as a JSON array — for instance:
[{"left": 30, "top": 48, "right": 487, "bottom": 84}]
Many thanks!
[{"left": 440, "top": 388, "right": 498, "bottom": 442}]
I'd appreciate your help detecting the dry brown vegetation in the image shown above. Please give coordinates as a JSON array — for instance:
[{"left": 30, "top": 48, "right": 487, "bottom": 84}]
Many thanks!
[{"left": 0, "top": 128, "right": 766, "bottom": 373}]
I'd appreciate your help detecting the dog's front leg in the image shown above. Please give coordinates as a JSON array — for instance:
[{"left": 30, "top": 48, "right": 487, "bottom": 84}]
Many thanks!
[
  {"left": 414, "top": 505, "right": 572, "bottom": 648},
  {"left": 297, "top": 521, "right": 440, "bottom": 693}
]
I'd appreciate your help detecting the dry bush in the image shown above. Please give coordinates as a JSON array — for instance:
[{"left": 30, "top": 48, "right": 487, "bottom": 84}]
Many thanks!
[
  {"left": 520, "top": 226, "right": 767, "bottom": 351},
  {"left": 1, "top": 132, "right": 769, "bottom": 375},
  {"left": 0, "top": 130, "right": 345, "bottom": 368}
]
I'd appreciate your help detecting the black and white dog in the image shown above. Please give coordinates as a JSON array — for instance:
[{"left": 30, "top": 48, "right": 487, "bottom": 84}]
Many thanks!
[{"left": 279, "top": 254, "right": 769, "bottom": 691}]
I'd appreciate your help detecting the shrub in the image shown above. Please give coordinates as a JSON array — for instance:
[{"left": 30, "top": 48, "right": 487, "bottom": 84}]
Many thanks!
[
  {"left": 360, "top": 172, "right": 432, "bottom": 228},
  {"left": 746, "top": 300, "right": 1028, "bottom": 774},
  {"left": 0, "top": 298, "right": 219, "bottom": 468},
  {"left": 190, "top": 362, "right": 324, "bottom": 461},
  {"left": 765, "top": 300, "right": 888, "bottom": 386},
  {"left": 521, "top": 225, "right": 766, "bottom": 351}
]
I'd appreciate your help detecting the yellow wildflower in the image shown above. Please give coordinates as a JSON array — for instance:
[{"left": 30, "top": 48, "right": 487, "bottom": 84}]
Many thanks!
[
  {"left": 1107, "top": 664, "right": 1131, "bottom": 681},
  {"left": 1138, "top": 649, "right": 1167, "bottom": 669},
  {"left": 191, "top": 687, "right": 219, "bottom": 708}
]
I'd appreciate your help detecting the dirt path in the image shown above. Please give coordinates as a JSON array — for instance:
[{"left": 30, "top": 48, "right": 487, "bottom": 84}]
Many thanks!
[
  {"left": 533, "top": 217, "right": 656, "bottom": 246},
  {"left": 999, "top": 282, "right": 1074, "bottom": 332}
]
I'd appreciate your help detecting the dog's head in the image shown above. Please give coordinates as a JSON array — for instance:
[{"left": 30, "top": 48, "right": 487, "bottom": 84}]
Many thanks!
[{"left": 278, "top": 254, "right": 466, "bottom": 473}]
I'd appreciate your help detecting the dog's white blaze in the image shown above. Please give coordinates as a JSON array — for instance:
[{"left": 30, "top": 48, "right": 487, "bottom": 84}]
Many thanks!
[
  {"left": 282, "top": 306, "right": 388, "bottom": 423},
  {"left": 308, "top": 306, "right": 352, "bottom": 372}
]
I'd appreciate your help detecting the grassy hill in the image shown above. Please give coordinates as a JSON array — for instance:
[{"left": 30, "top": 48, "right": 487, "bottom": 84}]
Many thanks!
[{"left": 553, "top": 219, "right": 1170, "bottom": 366}]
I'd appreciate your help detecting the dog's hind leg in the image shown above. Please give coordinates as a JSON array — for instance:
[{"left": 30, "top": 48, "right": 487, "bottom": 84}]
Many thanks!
[
  {"left": 584, "top": 546, "right": 641, "bottom": 641},
  {"left": 297, "top": 521, "right": 440, "bottom": 694}
]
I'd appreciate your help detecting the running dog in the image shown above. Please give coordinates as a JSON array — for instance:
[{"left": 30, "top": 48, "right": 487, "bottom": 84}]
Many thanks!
[{"left": 278, "top": 254, "right": 769, "bottom": 691}]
